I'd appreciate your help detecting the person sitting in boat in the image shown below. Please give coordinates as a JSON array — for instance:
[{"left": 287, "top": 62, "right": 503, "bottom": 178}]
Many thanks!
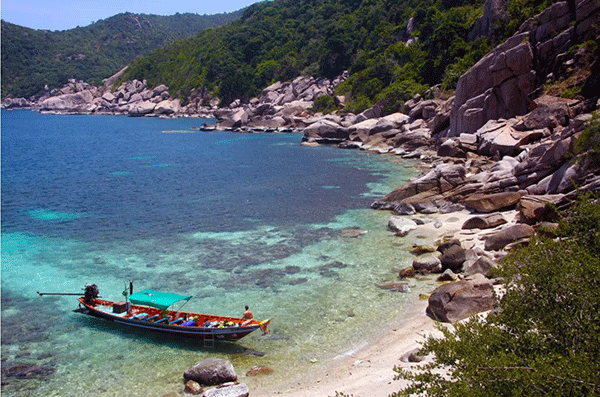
[{"left": 243, "top": 305, "right": 253, "bottom": 320}]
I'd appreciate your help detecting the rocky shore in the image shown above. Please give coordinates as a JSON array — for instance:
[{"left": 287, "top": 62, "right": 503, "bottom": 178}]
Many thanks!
[
  {"left": 4, "top": 0, "right": 599, "bottom": 332},
  {"left": 3, "top": 0, "right": 599, "bottom": 395}
]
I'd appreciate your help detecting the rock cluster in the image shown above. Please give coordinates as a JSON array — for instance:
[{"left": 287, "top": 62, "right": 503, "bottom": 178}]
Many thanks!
[
  {"left": 2, "top": 71, "right": 348, "bottom": 128},
  {"left": 2, "top": 66, "right": 216, "bottom": 118},
  {"left": 180, "top": 358, "right": 253, "bottom": 397},
  {"left": 301, "top": 86, "right": 448, "bottom": 155},
  {"left": 213, "top": 73, "right": 348, "bottom": 131},
  {"left": 365, "top": 0, "right": 599, "bottom": 324}
]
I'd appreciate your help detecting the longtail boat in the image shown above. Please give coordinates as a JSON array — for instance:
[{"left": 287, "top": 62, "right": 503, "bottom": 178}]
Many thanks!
[{"left": 49, "top": 284, "right": 271, "bottom": 341}]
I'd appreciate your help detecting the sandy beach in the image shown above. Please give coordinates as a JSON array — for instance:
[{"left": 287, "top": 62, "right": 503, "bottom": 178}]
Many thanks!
[
  {"left": 251, "top": 299, "right": 441, "bottom": 397},
  {"left": 249, "top": 208, "right": 518, "bottom": 397}
]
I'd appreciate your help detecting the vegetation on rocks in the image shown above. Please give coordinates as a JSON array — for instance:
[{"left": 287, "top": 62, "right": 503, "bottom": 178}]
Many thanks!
[
  {"left": 392, "top": 193, "right": 600, "bottom": 396},
  {"left": 575, "top": 112, "right": 600, "bottom": 166},
  {"left": 1, "top": 11, "right": 242, "bottom": 99}
]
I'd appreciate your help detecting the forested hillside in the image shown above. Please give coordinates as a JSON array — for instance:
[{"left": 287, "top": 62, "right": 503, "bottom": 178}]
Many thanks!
[
  {"left": 1, "top": 11, "right": 243, "bottom": 99},
  {"left": 122, "top": 0, "right": 556, "bottom": 109}
]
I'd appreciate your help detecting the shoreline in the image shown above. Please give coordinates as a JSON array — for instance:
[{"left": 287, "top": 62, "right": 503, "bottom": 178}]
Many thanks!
[
  {"left": 248, "top": 299, "right": 441, "bottom": 397},
  {"left": 244, "top": 208, "right": 500, "bottom": 397}
]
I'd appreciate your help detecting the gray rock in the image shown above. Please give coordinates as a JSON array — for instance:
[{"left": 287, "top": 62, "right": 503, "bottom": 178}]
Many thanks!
[
  {"left": 400, "top": 348, "right": 426, "bottom": 363},
  {"left": 464, "top": 256, "right": 497, "bottom": 277},
  {"left": 303, "top": 119, "right": 345, "bottom": 140},
  {"left": 427, "top": 274, "right": 496, "bottom": 323},
  {"left": 437, "top": 139, "right": 467, "bottom": 158},
  {"left": 388, "top": 216, "right": 418, "bottom": 236},
  {"left": 484, "top": 224, "right": 536, "bottom": 251},
  {"left": 463, "top": 192, "right": 522, "bottom": 213},
  {"left": 40, "top": 91, "right": 95, "bottom": 112},
  {"left": 462, "top": 213, "right": 508, "bottom": 229},
  {"left": 451, "top": 33, "right": 535, "bottom": 135},
  {"left": 154, "top": 99, "right": 181, "bottom": 115},
  {"left": 153, "top": 84, "right": 169, "bottom": 96},
  {"left": 518, "top": 194, "right": 562, "bottom": 224},
  {"left": 203, "top": 384, "right": 250, "bottom": 397},
  {"left": 183, "top": 358, "right": 237, "bottom": 386},
  {"left": 412, "top": 253, "right": 443, "bottom": 274},
  {"left": 437, "top": 269, "right": 459, "bottom": 282},
  {"left": 129, "top": 101, "right": 156, "bottom": 116},
  {"left": 439, "top": 244, "right": 467, "bottom": 272}
]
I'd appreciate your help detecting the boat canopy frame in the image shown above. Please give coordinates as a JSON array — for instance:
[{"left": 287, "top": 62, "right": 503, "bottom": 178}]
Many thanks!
[{"left": 129, "top": 289, "right": 192, "bottom": 310}]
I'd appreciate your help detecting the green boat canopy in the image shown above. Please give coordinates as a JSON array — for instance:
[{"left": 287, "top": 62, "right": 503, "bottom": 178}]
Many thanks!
[{"left": 129, "top": 289, "right": 192, "bottom": 310}]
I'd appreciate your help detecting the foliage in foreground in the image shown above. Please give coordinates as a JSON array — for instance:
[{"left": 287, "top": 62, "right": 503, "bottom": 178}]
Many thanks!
[{"left": 392, "top": 193, "right": 600, "bottom": 396}]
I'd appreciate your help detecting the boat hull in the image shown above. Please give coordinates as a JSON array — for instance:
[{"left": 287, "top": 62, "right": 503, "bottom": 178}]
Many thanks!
[{"left": 75, "top": 298, "right": 266, "bottom": 341}]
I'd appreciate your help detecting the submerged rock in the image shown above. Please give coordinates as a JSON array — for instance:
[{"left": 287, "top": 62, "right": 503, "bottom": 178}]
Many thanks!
[
  {"left": 246, "top": 365, "right": 274, "bottom": 376},
  {"left": 377, "top": 282, "right": 411, "bottom": 292}
]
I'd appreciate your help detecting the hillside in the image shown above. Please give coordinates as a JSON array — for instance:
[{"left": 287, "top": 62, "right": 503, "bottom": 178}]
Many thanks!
[
  {"left": 1, "top": 11, "right": 243, "bottom": 99},
  {"left": 120, "top": 0, "right": 558, "bottom": 108}
]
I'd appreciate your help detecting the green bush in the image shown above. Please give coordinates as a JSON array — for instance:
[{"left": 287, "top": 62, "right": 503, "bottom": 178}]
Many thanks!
[
  {"left": 375, "top": 78, "right": 429, "bottom": 114},
  {"left": 311, "top": 95, "right": 339, "bottom": 114},
  {"left": 574, "top": 112, "right": 600, "bottom": 167},
  {"left": 393, "top": 194, "right": 600, "bottom": 396}
]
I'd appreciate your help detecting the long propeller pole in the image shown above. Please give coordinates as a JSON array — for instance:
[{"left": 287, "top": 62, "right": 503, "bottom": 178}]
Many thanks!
[{"left": 37, "top": 291, "right": 83, "bottom": 296}]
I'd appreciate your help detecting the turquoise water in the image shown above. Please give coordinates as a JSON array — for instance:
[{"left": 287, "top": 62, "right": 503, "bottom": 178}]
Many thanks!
[{"left": 1, "top": 109, "right": 426, "bottom": 396}]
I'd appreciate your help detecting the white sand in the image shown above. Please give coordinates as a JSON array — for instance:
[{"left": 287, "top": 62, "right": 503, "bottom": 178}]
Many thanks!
[
  {"left": 248, "top": 208, "right": 517, "bottom": 397},
  {"left": 250, "top": 299, "right": 441, "bottom": 397}
]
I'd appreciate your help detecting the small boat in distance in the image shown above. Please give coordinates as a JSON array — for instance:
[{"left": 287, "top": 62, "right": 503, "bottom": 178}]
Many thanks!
[{"left": 43, "top": 284, "right": 271, "bottom": 342}]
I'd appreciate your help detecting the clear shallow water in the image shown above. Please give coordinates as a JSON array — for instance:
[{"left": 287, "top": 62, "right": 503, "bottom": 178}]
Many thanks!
[{"left": 1, "top": 109, "right": 427, "bottom": 396}]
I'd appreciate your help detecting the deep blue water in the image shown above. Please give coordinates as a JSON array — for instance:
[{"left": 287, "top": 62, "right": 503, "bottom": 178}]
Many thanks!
[
  {"left": 2, "top": 110, "right": 379, "bottom": 242},
  {"left": 1, "top": 109, "right": 421, "bottom": 396}
]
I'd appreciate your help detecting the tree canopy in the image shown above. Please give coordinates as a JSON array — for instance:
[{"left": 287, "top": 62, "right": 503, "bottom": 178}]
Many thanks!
[
  {"left": 122, "top": 0, "right": 497, "bottom": 108},
  {"left": 1, "top": 11, "right": 242, "bottom": 99}
]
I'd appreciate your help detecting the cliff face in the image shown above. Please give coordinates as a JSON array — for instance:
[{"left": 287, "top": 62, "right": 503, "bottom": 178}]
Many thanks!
[{"left": 450, "top": 0, "right": 600, "bottom": 135}]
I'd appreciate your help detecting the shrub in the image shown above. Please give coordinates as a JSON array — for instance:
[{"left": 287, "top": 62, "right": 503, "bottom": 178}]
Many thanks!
[
  {"left": 392, "top": 194, "right": 600, "bottom": 397},
  {"left": 311, "top": 94, "right": 339, "bottom": 114},
  {"left": 574, "top": 112, "right": 600, "bottom": 167}
]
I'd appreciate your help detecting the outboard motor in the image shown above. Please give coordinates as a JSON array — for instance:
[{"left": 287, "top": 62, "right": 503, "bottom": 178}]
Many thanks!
[{"left": 83, "top": 284, "right": 99, "bottom": 305}]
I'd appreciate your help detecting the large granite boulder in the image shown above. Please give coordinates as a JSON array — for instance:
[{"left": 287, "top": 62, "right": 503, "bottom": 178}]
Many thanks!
[
  {"left": 450, "top": 33, "right": 536, "bottom": 135},
  {"left": 40, "top": 91, "right": 95, "bottom": 112},
  {"left": 437, "top": 239, "right": 467, "bottom": 272},
  {"left": 388, "top": 216, "right": 418, "bottom": 236},
  {"left": 302, "top": 119, "right": 347, "bottom": 143},
  {"left": 451, "top": 0, "right": 600, "bottom": 137},
  {"left": 484, "top": 224, "right": 536, "bottom": 251},
  {"left": 463, "top": 256, "right": 497, "bottom": 277},
  {"left": 3, "top": 97, "right": 33, "bottom": 108},
  {"left": 183, "top": 358, "right": 238, "bottom": 386},
  {"left": 154, "top": 99, "right": 181, "bottom": 115},
  {"left": 426, "top": 274, "right": 496, "bottom": 323},
  {"left": 518, "top": 194, "right": 563, "bottom": 224},
  {"left": 463, "top": 192, "right": 523, "bottom": 213},
  {"left": 520, "top": 95, "right": 574, "bottom": 130},
  {"left": 462, "top": 213, "right": 508, "bottom": 229},
  {"left": 129, "top": 101, "right": 156, "bottom": 116},
  {"left": 412, "top": 253, "right": 443, "bottom": 274}
]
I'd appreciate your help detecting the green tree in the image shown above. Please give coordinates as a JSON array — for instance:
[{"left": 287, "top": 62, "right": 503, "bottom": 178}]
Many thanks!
[
  {"left": 574, "top": 112, "right": 600, "bottom": 167},
  {"left": 393, "top": 194, "right": 600, "bottom": 396}
]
